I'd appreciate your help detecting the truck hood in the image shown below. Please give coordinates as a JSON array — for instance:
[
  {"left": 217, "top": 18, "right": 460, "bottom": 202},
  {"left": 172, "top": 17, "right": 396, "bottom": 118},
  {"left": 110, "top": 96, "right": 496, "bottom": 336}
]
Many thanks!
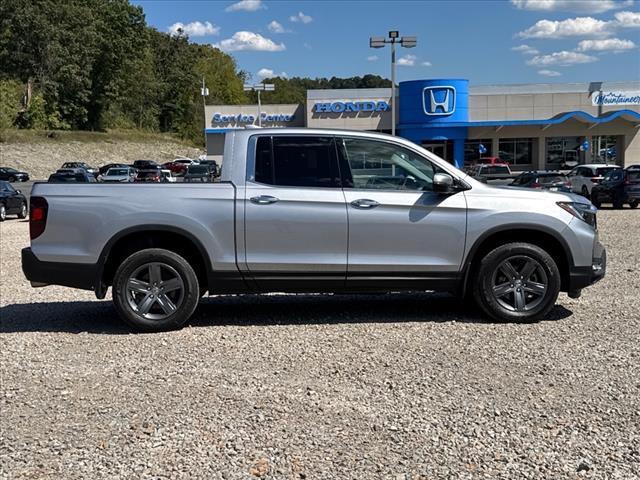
[{"left": 471, "top": 181, "right": 590, "bottom": 205}]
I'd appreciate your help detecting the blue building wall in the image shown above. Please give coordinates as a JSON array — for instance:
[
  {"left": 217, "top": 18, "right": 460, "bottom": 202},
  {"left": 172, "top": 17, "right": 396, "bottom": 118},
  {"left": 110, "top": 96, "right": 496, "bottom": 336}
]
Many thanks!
[{"left": 398, "top": 79, "right": 469, "bottom": 168}]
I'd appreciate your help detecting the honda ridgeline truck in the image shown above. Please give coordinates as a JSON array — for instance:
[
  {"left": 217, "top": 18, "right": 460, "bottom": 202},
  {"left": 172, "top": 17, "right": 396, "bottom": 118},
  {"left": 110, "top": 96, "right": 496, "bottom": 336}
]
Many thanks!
[{"left": 22, "top": 129, "right": 606, "bottom": 331}]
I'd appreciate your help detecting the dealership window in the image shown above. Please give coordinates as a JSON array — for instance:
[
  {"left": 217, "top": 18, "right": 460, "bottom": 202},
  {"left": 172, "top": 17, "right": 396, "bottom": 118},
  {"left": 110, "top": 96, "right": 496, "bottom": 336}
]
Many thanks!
[
  {"left": 589, "top": 135, "right": 617, "bottom": 163},
  {"left": 338, "top": 137, "right": 443, "bottom": 191},
  {"left": 254, "top": 136, "right": 340, "bottom": 188},
  {"left": 498, "top": 138, "right": 533, "bottom": 165},
  {"left": 464, "top": 139, "right": 493, "bottom": 164},
  {"left": 545, "top": 137, "right": 580, "bottom": 166}
]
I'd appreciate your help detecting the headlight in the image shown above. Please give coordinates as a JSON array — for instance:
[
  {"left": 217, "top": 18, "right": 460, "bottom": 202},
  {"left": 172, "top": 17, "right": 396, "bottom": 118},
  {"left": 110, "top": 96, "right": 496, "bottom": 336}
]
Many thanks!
[{"left": 557, "top": 201, "right": 597, "bottom": 228}]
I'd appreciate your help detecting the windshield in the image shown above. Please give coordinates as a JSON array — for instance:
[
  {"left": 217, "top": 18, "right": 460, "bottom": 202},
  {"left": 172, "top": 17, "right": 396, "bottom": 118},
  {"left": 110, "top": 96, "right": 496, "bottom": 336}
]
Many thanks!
[
  {"left": 538, "top": 174, "right": 567, "bottom": 184},
  {"left": 484, "top": 166, "right": 510, "bottom": 175},
  {"left": 188, "top": 166, "right": 209, "bottom": 174},
  {"left": 107, "top": 168, "right": 128, "bottom": 175},
  {"left": 596, "top": 167, "right": 617, "bottom": 177}
]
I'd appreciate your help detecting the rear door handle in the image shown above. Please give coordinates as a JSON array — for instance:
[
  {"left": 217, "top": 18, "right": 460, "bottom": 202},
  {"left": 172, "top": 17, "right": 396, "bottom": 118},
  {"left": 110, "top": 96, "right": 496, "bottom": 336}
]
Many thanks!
[
  {"left": 350, "top": 199, "right": 379, "bottom": 209},
  {"left": 250, "top": 195, "right": 279, "bottom": 205}
]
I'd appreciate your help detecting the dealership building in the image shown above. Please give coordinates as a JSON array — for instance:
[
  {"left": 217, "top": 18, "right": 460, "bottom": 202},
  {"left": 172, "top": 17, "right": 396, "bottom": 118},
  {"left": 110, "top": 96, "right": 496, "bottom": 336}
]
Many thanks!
[{"left": 204, "top": 79, "right": 640, "bottom": 170}]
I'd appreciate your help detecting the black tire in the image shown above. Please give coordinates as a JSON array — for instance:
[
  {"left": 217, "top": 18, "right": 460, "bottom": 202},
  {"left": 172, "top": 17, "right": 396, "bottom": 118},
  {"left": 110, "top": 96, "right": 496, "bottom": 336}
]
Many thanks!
[
  {"left": 17, "top": 202, "right": 27, "bottom": 219},
  {"left": 0, "top": 204, "right": 6, "bottom": 222},
  {"left": 630, "top": 200, "right": 638, "bottom": 209},
  {"left": 472, "top": 242, "right": 561, "bottom": 323},
  {"left": 581, "top": 185, "right": 589, "bottom": 199},
  {"left": 8, "top": 176, "right": 15, "bottom": 182},
  {"left": 112, "top": 248, "right": 200, "bottom": 332},
  {"left": 613, "top": 195, "right": 624, "bottom": 209}
]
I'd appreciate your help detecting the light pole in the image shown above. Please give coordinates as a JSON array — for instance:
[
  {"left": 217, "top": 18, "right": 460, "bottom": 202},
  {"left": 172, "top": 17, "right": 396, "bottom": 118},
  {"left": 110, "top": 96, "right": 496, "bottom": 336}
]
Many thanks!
[
  {"left": 370, "top": 31, "right": 417, "bottom": 136},
  {"left": 201, "top": 77, "right": 209, "bottom": 127},
  {"left": 243, "top": 83, "right": 275, "bottom": 127}
]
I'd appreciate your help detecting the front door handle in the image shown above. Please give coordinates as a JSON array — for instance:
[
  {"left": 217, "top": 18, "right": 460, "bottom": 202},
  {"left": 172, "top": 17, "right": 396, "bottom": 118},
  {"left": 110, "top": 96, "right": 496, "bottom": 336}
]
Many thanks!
[
  {"left": 250, "top": 195, "right": 279, "bottom": 205},
  {"left": 350, "top": 199, "right": 379, "bottom": 209}
]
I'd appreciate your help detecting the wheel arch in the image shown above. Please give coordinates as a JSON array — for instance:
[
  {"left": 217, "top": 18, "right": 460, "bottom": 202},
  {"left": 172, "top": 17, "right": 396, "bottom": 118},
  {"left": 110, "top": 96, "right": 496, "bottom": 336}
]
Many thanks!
[
  {"left": 96, "top": 225, "right": 212, "bottom": 299},
  {"left": 462, "top": 225, "right": 573, "bottom": 297}
]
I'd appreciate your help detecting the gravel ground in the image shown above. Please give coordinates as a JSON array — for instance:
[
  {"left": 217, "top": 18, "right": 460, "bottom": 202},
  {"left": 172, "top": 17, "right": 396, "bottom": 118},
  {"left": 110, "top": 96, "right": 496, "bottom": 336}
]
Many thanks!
[{"left": 1, "top": 211, "right": 639, "bottom": 479}]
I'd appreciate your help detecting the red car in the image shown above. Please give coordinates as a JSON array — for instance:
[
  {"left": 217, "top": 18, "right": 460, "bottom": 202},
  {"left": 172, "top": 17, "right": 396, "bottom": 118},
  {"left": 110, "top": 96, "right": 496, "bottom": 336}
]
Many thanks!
[
  {"left": 161, "top": 158, "right": 197, "bottom": 176},
  {"left": 134, "top": 170, "right": 161, "bottom": 183}
]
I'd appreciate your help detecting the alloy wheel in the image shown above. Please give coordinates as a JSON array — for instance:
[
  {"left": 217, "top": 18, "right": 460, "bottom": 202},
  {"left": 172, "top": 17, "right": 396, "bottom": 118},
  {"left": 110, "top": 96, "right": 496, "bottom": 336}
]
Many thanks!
[
  {"left": 491, "top": 255, "right": 548, "bottom": 312},
  {"left": 125, "top": 262, "right": 185, "bottom": 320},
  {"left": 0, "top": 205, "right": 5, "bottom": 221}
]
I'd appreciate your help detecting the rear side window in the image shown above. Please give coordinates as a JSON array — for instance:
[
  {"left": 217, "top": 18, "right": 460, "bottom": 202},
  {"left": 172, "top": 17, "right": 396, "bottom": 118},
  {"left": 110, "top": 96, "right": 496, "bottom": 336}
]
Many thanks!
[{"left": 254, "top": 136, "right": 340, "bottom": 188}]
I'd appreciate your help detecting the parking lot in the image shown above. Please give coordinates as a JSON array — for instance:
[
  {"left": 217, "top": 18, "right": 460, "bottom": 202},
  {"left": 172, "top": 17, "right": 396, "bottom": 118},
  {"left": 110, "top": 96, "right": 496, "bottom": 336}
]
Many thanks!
[{"left": 1, "top": 210, "right": 639, "bottom": 479}]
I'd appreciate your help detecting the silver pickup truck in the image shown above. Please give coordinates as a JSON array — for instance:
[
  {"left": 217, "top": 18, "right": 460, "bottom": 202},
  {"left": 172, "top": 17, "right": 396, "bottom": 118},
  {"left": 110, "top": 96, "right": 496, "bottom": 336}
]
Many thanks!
[{"left": 22, "top": 128, "right": 606, "bottom": 331}]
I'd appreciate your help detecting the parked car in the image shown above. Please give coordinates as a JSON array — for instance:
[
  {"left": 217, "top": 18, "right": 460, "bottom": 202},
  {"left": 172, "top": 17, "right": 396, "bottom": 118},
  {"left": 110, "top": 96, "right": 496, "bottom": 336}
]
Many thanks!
[
  {"left": 161, "top": 158, "right": 198, "bottom": 176},
  {"left": 590, "top": 167, "right": 640, "bottom": 209},
  {"left": 99, "top": 163, "right": 130, "bottom": 176},
  {"left": 22, "top": 128, "right": 606, "bottom": 332},
  {"left": 100, "top": 167, "right": 137, "bottom": 183},
  {"left": 0, "top": 180, "right": 27, "bottom": 221},
  {"left": 198, "top": 160, "right": 219, "bottom": 176},
  {"left": 60, "top": 162, "right": 98, "bottom": 177},
  {"left": 0, "top": 167, "right": 30, "bottom": 182},
  {"left": 568, "top": 164, "right": 621, "bottom": 197},
  {"left": 132, "top": 160, "right": 160, "bottom": 171},
  {"left": 183, "top": 164, "right": 215, "bottom": 183},
  {"left": 48, "top": 172, "right": 97, "bottom": 183},
  {"left": 467, "top": 163, "right": 513, "bottom": 183},
  {"left": 479, "top": 156, "right": 508, "bottom": 165},
  {"left": 134, "top": 170, "right": 162, "bottom": 183},
  {"left": 509, "top": 171, "right": 572, "bottom": 193},
  {"left": 160, "top": 169, "right": 177, "bottom": 183}
]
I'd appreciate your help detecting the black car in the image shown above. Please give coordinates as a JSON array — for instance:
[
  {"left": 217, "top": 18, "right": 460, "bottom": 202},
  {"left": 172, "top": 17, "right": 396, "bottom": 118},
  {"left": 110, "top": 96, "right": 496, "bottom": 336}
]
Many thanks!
[
  {"left": 198, "top": 160, "right": 219, "bottom": 176},
  {"left": 60, "top": 162, "right": 98, "bottom": 177},
  {"left": 509, "top": 171, "right": 572, "bottom": 193},
  {"left": 48, "top": 172, "right": 97, "bottom": 183},
  {"left": 591, "top": 167, "right": 640, "bottom": 209},
  {"left": 184, "top": 164, "right": 215, "bottom": 183},
  {"left": 132, "top": 160, "right": 160, "bottom": 171},
  {"left": 0, "top": 180, "right": 27, "bottom": 221},
  {"left": 0, "top": 167, "right": 30, "bottom": 182},
  {"left": 99, "top": 163, "right": 130, "bottom": 176}
]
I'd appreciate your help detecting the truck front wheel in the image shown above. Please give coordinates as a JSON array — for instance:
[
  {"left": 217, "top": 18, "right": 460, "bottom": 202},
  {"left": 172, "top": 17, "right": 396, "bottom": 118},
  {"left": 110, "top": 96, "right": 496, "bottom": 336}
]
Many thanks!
[
  {"left": 112, "top": 248, "right": 200, "bottom": 332},
  {"left": 472, "top": 242, "right": 561, "bottom": 323}
]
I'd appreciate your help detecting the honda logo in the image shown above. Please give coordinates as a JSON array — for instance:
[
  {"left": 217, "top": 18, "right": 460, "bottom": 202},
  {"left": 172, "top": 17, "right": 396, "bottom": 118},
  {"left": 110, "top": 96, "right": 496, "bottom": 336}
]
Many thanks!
[{"left": 422, "top": 86, "right": 456, "bottom": 116}]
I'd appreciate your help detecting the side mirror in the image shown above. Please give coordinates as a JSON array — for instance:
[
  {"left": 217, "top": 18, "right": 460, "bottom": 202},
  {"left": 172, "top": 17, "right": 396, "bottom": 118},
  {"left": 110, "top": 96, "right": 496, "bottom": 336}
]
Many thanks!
[{"left": 433, "top": 173, "right": 454, "bottom": 193}]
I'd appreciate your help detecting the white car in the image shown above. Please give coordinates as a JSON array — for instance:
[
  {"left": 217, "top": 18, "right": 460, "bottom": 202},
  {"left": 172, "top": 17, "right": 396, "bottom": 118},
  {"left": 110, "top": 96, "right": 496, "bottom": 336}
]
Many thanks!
[
  {"left": 160, "top": 169, "right": 177, "bottom": 183},
  {"left": 568, "top": 164, "right": 621, "bottom": 197},
  {"left": 100, "top": 167, "right": 136, "bottom": 183}
]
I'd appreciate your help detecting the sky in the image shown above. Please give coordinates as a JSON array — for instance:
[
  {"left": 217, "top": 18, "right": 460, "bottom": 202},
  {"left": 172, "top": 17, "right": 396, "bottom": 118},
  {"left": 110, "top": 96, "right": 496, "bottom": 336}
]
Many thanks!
[{"left": 136, "top": 0, "right": 640, "bottom": 85}]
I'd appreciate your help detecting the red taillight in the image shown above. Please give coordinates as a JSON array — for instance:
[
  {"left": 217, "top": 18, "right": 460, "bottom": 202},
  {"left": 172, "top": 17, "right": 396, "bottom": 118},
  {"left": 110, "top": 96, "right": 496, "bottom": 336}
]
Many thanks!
[
  {"left": 29, "top": 196, "right": 48, "bottom": 240},
  {"left": 531, "top": 182, "right": 541, "bottom": 188},
  {"left": 591, "top": 177, "right": 602, "bottom": 183}
]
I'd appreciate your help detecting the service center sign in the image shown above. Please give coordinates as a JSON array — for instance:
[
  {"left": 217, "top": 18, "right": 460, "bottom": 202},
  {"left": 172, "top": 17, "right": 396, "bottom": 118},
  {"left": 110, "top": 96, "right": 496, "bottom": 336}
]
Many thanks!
[{"left": 592, "top": 91, "right": 640, "bottom": 106}]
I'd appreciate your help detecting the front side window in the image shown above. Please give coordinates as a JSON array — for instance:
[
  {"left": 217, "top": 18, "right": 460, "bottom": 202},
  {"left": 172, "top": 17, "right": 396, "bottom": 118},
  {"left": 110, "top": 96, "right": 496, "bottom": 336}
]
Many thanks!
[
  {"left": 498, "top": 138, "right": 533, "bottom": 165},
  {"left": 254, "top": 136, "right": 340, "bottom": 188},
  {"left": 338, "top": 137, "right": 442, "bottom": 191}
]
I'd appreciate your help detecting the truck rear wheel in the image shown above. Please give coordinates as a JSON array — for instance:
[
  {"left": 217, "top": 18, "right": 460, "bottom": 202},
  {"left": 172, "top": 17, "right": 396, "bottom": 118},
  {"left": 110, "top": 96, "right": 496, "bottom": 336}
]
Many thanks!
[
  {"left": 112, "top": 248, "right": 200, "bottom": 332},
  {"left": 472, "top": 242, "right": 560, "bottom": 323}
]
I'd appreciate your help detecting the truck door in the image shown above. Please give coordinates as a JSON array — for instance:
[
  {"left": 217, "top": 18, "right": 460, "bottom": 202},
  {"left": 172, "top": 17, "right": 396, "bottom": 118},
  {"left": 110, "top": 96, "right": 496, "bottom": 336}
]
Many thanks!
[
  {"left": 336, "top": 136, "right": 467, "bottom": 290},
  {"left": 243, "top": 135, "right": 348, "bottom": 290}
]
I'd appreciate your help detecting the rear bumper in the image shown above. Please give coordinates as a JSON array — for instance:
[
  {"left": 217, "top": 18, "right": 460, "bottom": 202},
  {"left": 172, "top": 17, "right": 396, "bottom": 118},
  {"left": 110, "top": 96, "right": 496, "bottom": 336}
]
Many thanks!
[
  {"left": 22, "top": 247, "right": 98, "bottom": 292},
  {"left": 567, "top": 242, "right": 606, "bottom": 291}
]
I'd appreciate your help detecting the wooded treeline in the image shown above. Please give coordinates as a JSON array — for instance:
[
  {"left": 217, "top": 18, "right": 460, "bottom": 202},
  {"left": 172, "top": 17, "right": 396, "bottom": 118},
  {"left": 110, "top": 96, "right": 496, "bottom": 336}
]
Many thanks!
[{"left": 0, "top": 0, "right": 389, "bottom": 144}]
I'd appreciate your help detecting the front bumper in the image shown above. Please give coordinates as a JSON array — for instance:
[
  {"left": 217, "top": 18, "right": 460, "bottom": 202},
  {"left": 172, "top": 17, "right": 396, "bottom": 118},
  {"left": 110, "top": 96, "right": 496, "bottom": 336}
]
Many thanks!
[
  {"left": 567, "top": 242, "right": 606, "bottom": 291},
  {"left": 22, "top": 247, "right": 98, "bottom": 291}
]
